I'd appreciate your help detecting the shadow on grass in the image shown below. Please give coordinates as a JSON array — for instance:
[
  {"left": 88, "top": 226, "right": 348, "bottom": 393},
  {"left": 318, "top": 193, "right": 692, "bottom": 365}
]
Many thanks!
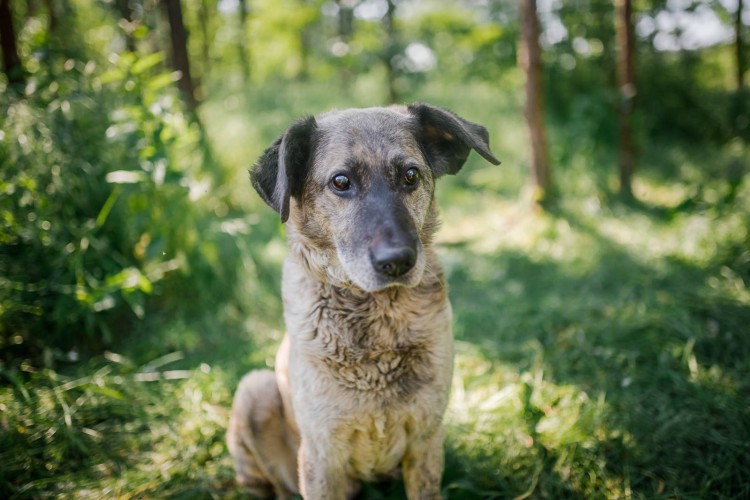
[
  {"left": 440, "top": 205, "right": 750, "bottom": 498},
  {"left": 0, "top": 211, "right": 287, "bottom": 498}
]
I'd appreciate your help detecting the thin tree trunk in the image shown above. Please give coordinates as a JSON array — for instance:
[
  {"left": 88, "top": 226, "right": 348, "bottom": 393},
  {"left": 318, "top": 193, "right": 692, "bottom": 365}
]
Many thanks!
[
  {"left": 199, "top": 0, "right": 211, "bottom": 81},
  {"left": 336, "top": 0, "right": 354, "bottom": 89},
  {"left": 42, "top": 0, "right": 60, "bottom": 37},
  {"left": 237, "top": 0, "right": 250, "bottom": 84},
  {"left": 616, "top": 0, "right": 635, "bottom": 198},
  {"left": 338, "top": 0, "right": 354, "bottom": 42},
  {"left": 519, "top": 0, "right": 551, "bottom": 205},
  {"left": 736, "top": 0, "right": 746, "bottom": 90},
  {"left": 382, "top": 0, "right": 399, "bottom": 104},
  {"left": 299, "top": 24, "right": 311, "bottom": 81},
  {"left": 116, "top": 0, "right": 136, "bottom": 52},
  {"left": 164, "top": 0, "right": 197, "bottom": 111},
  {"left": 0, "top": 0, "right": 24, "bottom": 85}
]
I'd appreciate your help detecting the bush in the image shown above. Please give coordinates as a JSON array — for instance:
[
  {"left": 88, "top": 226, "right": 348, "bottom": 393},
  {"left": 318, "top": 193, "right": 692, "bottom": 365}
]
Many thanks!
[{"left": 0, "top": 51, "right": 243, "bottom": 366}]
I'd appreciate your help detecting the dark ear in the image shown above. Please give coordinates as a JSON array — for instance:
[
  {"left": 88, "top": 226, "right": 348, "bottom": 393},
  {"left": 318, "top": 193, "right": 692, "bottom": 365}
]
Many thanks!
[
  {"left": 408, "top": 103, "right": 500, "bottom": 176},
  {"left": 250, "top": 116, "right": 317, "bottom": 223}
]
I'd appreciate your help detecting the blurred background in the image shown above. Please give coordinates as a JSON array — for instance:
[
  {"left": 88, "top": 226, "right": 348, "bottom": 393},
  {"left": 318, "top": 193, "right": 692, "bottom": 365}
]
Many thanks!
[{"left": 1, "top": 0, "right": 749, "bottom": 497}]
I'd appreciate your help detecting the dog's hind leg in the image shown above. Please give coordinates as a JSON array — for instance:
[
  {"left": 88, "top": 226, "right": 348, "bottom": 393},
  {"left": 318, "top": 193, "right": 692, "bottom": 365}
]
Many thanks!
[{"left": 227, "top": 369, "right": 299, "bottom": 498}]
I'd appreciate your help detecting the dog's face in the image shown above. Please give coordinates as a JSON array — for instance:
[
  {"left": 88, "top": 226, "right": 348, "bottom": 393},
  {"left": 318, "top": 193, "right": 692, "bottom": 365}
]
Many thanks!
[{"left": 251, "top": 104, "right": 499, "bottom": 292}]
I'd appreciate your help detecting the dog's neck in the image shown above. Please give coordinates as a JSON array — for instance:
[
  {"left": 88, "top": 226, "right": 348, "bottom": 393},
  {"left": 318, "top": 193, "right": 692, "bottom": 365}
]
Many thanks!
[{"left": 284, "top": 252, "right": 449, "bottom": 397}]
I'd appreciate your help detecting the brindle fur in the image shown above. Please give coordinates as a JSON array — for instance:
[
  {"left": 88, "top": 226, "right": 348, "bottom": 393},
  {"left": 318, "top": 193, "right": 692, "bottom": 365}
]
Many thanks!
[{"left": 227, "top": 104, "right": 499, "bottom": 499}]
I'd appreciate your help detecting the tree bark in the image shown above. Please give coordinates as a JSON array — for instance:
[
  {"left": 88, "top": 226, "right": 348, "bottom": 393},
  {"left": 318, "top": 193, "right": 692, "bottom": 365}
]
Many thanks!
[
  {"left": 115, "top": 0, "right": 136, "bottom": 52},
  {"left": 199, "top": 0, "right": 211, "bottom": 80},
  {"left": 237, "top": 0, "right": 251, "bottom": 83},
  {"left": 616, "top": 0, "right": 635, "bottom": 198},
  {"left": 519, "top": 0, "right": 551, "bottom": 204},
  {"left": 43, "top": 0, "right": 58, "bottom": 37},
  {"left": 382, "top": 0, "right": 399, "bottom": 104},
  {"left": 0, "top": 0, "right": 24, "bottom": 85},
  {"left": 164, "top": 0, "right": 197, "bottom": 110},
  {"left": 736, "top": 0, "right": 746, "bottom": 90},
  {"left": 335, "top": 0, "right": 354, "bottom": 89}
]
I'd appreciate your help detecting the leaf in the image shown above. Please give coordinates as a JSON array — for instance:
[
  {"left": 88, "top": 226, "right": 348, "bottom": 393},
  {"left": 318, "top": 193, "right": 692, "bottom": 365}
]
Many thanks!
[
  {"left": 122, "top": 291, "right": 145, "bottom": 319},
  {"left": 85, "top": 384, "right": 125, "bottom": 401},
  {"left": 146, "top": 72, "right": 181, "bottom": 92},
  {"left": 138, "top": 273, "right": 153, "bottom": 294},
  {"left": 140, "top": 351, "right": 184, "bottom": 372},
  {"left": 105, "top": 171, "right": 144, "bottom": 184},
  {"left": 98, "top": 68, "right": 125, "bottom": 85},
  {"left": 105, "top": 267, "right": 147, "bottom": 292},
  {"left": 95, "top": 185, "right": 121, "bottom": 228},
  {"left": 131, "top": 53, "right": 164, "bottom": 75}
]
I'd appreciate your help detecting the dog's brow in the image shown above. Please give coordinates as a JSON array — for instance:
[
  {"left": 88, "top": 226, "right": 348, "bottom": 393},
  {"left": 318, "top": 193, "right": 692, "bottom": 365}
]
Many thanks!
[
  {"left": 344, "top": 158, "right": 370, "bottom": 172},
  {"left": 389, "top": 154, "right": 420, "bottom": 166}
]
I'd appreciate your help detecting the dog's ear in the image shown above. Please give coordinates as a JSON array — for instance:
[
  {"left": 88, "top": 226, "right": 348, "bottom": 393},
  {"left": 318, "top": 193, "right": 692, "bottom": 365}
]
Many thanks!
[
  {"left": 408, "top": 103, "right": 500, "bottom": 176},
  {"left": 250, "top": 116, "right": 317, "bottom": 223}
]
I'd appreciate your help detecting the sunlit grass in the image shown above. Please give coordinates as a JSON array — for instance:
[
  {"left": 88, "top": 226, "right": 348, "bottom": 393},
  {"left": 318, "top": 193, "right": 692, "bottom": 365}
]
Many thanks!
[{"left": 427, "top": 96, "right": 749, "bottom": 497}]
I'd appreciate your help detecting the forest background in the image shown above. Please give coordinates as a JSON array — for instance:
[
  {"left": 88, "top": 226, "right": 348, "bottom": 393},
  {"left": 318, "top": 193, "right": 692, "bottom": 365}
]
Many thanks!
[{"left": 1, "top": 0, "right": 749, "bottom": 497}]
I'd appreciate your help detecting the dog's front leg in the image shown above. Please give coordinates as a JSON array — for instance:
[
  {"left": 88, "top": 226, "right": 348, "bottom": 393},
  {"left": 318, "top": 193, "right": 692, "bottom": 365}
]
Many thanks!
[
  {"left": 298, "top": 439, "right": 352, "bottom": 500},
  {"left": 402, "top": 427, "right": 445, "bottom": 500}
]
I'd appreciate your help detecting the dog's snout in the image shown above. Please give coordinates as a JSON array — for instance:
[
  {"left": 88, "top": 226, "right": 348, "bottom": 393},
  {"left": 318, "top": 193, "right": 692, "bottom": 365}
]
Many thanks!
[{"left": 371, "top": 245, "right": 416, "bottom": 278}]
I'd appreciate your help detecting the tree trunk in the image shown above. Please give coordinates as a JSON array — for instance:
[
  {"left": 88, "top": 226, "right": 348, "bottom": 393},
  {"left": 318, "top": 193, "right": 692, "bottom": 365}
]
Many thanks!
[
  {"left": 382, "top": 0, "right": 399, "bottom": 104},
  {"left": 616, "top": 0, "right": 635, "bottom": 198},
  {"left": 199, "top": 0, "right": 211, "bottom": 81},
  {"left": 164, "top": 0, "right": 197, "bottom": 111},
  {"left": 737, "top": 0, "right": 746, "bottom": 90},
  {"left": 0, "top": 0, "right": 24, "bottom": 85},
  {"left": 338, "top": 0, "right": 354, "bottom": 40},
  {"left": 115, "top": 0, "right": 136, "bottom": 52},
  {"left": 43, "top": 0, "right": 58, "bottom": 36},
  {"left": 237, "top": 0, "right": 251, "bottom": 84},
  {"left": 335, "top": 0, "right": 354, "bottom": 89},
  {"left": 519, "top": 0, "right": 551, "bottom": 205}
]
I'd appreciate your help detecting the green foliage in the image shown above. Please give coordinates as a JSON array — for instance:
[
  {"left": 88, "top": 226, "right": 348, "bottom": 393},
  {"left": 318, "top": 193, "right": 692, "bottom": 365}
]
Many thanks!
[
  {"left": 0, "top": 10, "right": 246, "bottom": 364},
  {"left": 638, "top": 49, "right": 750, "bottom": 143},
  {"left": 543, "top": 0, "right": 749, "bottom": 151},
  {"left": 406, "top": 4, "right": 512, "bottom": 81}
]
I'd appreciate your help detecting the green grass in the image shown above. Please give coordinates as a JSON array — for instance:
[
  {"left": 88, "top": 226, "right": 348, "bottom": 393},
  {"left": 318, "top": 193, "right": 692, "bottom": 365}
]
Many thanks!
[{"left": 2, "top": 79, "right": 749, "bottom": 498}]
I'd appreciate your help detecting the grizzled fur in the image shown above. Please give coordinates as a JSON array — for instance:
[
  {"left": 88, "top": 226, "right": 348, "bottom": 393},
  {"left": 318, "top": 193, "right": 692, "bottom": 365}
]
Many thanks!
[{"left": 227, "top": 103, "right": 499, "bottom": 499}]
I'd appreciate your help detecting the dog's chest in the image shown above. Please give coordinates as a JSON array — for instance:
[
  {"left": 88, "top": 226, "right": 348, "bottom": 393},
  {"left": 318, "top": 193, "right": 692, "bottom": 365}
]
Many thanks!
[
  {"left": 302, "top": 286, "right": 446, "bottom": 396},
  {"left": 324, "top": 341, "right": 425, "bottom": 396},
  {"left": 346, "top": 409, "right": 411, "bottom": 479}
]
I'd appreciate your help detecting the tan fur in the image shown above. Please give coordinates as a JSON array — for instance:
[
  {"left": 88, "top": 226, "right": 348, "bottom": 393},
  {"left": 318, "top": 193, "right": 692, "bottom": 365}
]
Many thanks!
[{"left": 228, "top": 105, "right": 499, "bottom": 499}]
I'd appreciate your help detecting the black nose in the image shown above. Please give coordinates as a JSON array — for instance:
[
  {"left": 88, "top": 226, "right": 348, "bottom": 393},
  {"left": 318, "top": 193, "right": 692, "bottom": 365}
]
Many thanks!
[{"left": 371, "top": 246, "right": 416, "bottom": 278}]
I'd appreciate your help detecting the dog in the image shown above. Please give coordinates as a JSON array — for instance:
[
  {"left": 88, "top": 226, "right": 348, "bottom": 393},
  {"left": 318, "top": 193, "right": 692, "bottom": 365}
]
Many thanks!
[{"left": 227, "top": 103, "right": 499, "bottom": 499}]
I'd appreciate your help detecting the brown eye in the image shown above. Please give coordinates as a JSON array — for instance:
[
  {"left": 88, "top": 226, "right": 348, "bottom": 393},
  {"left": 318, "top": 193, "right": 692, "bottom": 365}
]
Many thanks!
[
  {"left": 404, "top": 167, "right": 420, "bottom": 186},
  {"left": 331, "top": 174, "right": 351, "bottom": 192}
]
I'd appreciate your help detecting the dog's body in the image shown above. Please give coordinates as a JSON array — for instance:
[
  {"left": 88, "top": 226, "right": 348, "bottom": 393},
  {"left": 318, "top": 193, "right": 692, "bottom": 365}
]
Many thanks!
[{"left": 228, "top": 104, "right": 499, "bottom": 499}]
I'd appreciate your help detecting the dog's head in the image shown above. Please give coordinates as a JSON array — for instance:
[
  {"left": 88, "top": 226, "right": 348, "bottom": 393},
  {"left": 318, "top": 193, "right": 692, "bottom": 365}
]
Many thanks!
[{"left": 251, "top": 103, "right": 500, "bottom": 292}]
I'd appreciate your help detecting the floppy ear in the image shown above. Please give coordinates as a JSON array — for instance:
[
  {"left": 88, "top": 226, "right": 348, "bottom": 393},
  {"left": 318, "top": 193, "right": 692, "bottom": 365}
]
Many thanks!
[
  {"left": 408, "top": 103, "right": 500, "bottom": 176},
  {"left": 250, "top": 116, "right": 317, "bottom": 223}
]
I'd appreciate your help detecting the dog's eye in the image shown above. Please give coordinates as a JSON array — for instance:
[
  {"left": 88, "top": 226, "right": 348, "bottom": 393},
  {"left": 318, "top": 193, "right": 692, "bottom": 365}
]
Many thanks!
[
  {"left": 404, "top": 167, "right": 420, "bottom": 186},
  {"left": 330, "top": 174, "right": 351, "bottom": 192}
]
